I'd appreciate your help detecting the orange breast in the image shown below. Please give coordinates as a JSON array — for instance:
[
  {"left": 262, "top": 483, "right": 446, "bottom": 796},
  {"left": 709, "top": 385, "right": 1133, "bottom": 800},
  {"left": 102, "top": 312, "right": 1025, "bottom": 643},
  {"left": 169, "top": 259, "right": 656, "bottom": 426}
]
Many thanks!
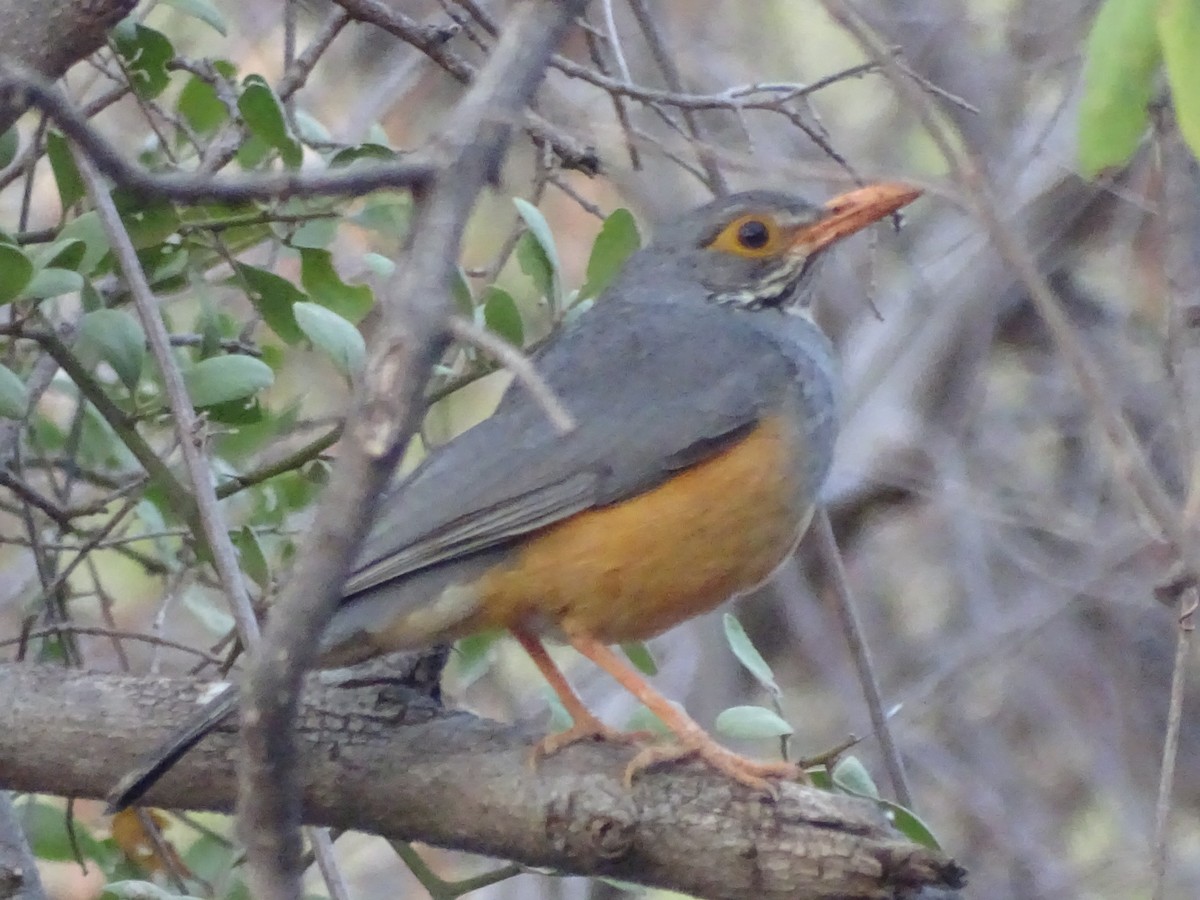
[{"left": 465, "top": 415, "right": 812, "bottom": 643}]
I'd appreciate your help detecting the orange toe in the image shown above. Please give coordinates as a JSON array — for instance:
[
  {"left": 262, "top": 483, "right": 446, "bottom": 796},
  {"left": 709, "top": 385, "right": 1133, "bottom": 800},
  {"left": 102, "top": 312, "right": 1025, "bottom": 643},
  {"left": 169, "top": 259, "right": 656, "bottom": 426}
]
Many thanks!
[
  {"left": 624, "top": 735, "right": 805, "bottom": 795},
  {"left": 533, "top": 719, "right": 655, "bottom": 764}
]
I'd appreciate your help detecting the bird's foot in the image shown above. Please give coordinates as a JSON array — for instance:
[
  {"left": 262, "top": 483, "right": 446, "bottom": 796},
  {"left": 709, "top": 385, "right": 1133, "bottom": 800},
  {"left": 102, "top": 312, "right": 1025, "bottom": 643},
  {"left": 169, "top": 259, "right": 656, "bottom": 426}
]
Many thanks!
[
  {"left": 624, "top": 734, "right": 805, "bottom": 797},
  {"left": 532, "top": 717, "right": 655, "bottom": 764}
]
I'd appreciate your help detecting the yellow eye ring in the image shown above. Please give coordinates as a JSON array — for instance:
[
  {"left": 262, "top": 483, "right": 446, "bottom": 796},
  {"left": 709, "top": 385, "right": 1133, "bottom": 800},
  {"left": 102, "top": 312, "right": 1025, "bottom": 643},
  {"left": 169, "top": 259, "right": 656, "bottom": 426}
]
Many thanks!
[{"left": 707, "top": 213, "right": 783, "bottom": 258}]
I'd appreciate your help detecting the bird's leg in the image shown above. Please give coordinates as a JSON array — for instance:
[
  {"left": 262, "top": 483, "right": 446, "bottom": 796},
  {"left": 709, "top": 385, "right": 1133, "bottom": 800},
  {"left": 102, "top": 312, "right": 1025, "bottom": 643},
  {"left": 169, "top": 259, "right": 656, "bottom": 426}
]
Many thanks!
[
  {"left": 567, "top": 633, "right": 803, "bottom": 795},
  {"left": 511, "top": 628, "right": 651, "bottom": 759}
]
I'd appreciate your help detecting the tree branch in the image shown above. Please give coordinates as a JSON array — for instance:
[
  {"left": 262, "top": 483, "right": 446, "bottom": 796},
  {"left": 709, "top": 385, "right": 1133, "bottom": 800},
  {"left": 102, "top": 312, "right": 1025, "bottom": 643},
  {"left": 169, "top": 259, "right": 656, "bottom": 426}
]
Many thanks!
[
  {"left": 0, "top": 67, "right": 439, "bottom": 203},
  {"left": 0, "top": 0, "right": 137, "bottom": 133},
  {"left": 0, "top": 664, "right": 966, "bottom": 900}
]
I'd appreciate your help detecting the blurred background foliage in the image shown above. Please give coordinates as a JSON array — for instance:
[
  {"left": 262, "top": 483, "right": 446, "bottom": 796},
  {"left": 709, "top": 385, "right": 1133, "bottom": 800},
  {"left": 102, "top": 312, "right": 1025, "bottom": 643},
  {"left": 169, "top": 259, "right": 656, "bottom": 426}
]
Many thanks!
[{"left": 3, "top": 0, "right": 1200, "bottom": 898}]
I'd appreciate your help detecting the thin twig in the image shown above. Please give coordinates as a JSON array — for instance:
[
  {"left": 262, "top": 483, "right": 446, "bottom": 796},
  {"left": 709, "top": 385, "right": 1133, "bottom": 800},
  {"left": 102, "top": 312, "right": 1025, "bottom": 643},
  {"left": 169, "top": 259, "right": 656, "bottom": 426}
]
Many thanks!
[
  {"left": 447, "top": 316, "right": 575, "bottom": 433},
  {"left": 811, "top": 508, "right": 914, "bottom": 808},
  {"left": 71, "top": 147, "right": 261, "bottom": 647},
  {"left": 0, "top": 66, "right": 434, "bottom": 203},
  {"left": 215, "top": 427, "right": 343, "bottom": 499},
  {"left": 626, "top": 0, "right": 727, "bottom": 195},
  {"left": 584, "top": 21, "right": 640, "bottom": 169},
  {"left": 1151, "top": 592, "right": 1194, "bottom": 900},
  {"left": 1, "top": 628, "right": 222, "bottom": 667},
  {"left": 599, "top": 0, "right": 633, "bottom": 84},
  {"left": 308, "top": 828, "right": 352, "bottom": 900}
]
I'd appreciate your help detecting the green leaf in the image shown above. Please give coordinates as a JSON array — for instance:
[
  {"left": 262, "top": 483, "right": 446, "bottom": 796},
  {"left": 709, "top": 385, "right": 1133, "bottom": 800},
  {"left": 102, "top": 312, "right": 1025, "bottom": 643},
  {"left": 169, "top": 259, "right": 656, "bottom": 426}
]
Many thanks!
[
  {"left": 292, "top": 109, "right": 331, "bottom": 145},
  {"left": 115, "top": 194, "right": 180, "bottom": 248},
  {"left": 162, "top": 0, "right": 227, "bottom": 35},
  {"left": 482, "top": 286, "right": 524, "bottom": 346},
  {"left": 181, "top": 827, "right": 242, "bottom": 888},
  {"left": 293, "top": 301, "right": 366, "bottom": 375},
  {"left": 238, "top": 76, "right": 302, "bottom": 168},
  {"left": 20, "top": 798, "right": 106, "bottom": 863},
  {"left": 351, "top": 195, "right": 411, "bottom": 234},
  {"left": 0, "top": 242, "right": 34, "bottom": 303},
  {"left": 178, "top": 74, "right": 229, "bottom": 135},
  {"left": 831, "top": 755, "right": 881, "bottom": 800},
  {"left": 288, "top": 216, "right": 336, "bottom": 249},
  {"left": 0, "top": 363, "right": 28, "bottom": 418},
  {"left": 298, "top": 248, "right": 374, "bottom": 322},
  {"left": 581, "top": 208, "right": 640, "bottom": 298},
  {"left": 58, "top": 212, "right": 112, "bottom": 274},
  {"left": 79, "top": 401, "right": 137, "bottom": 469},
  {"left": 110, "top": 22, "right": 174, "bottom": 99},
  {"left": 882, "top": 800, "right": 942, "bottom": 851},
  {"left": 142, "top": 243, "right": 190, "bottom": 288},
  {"left": 236, "top": 263, "right": 305, "bottom": 343},
  {"left": 77, "top": 308, "right": 146, "bottom": 389},
  {"left": 1159, "top": 0, "right": 1200, "bottom": 162},
  {"left": 621, "top": 641, "right": 658, "bottom": 676},
  {"left": 1078, "top": 0, "right": 1161, "bottom": 176},
  {"left": 233, "top": 526, "right": 270, "bottom": 587},
  {"left": 513, "top": 198, "right": 561, "bottom": 274},
  {"left": 34, "top": 238, "right": 86, "bottom": 271},
  {"left": 0, "top": 127, "right": 17, "bottom": 170},
  {"left": 513, "top": 198, "right": 560, "bottom": 305},
  {"left": 516, "top": 233, "right": 553, "bottom": 302},
  {"left": 450, "top": 631, "right": 501, "bottom": 690},
  {"left": 723, "top": 613, "right": 781, "bottom": 698},
  {"left": 714, "top": 705, "right": 794, "bottom": 740},
  {"left": 183, "top": 355, "right": 274, "bottom": 407},
  {"left": 330, "top": 143, "right": 398, "bottom": 168},
  {"left": 46, "top": 132, "right": 85, "bottom": 209},
  {"left": 236, "top": 133, "right": 272, "bottom": 170},
  {"left": 25, "top": 267, "right": 85, "bottom": 299}
]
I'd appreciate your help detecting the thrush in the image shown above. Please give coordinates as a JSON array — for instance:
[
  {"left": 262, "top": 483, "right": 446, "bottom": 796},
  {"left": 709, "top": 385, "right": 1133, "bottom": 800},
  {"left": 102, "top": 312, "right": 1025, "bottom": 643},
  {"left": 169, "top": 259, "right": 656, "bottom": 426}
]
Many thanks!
[{"left": 108, "top": 181, "right": 920, "bottom": 811}]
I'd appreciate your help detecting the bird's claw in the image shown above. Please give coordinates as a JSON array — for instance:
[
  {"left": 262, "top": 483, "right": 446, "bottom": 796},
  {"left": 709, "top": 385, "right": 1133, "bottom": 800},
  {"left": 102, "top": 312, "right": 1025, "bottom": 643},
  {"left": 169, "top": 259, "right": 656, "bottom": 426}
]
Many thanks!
[{"left": 623, "top": 738, "right": 806, "bottom": 797}]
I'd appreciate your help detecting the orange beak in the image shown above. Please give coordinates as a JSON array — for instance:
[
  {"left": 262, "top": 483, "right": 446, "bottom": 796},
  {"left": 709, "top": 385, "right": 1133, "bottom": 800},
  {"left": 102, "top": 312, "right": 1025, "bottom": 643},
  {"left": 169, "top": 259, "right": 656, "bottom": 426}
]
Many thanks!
[{"left": 790, "top": 182, "right": 922, "bottom": 254}]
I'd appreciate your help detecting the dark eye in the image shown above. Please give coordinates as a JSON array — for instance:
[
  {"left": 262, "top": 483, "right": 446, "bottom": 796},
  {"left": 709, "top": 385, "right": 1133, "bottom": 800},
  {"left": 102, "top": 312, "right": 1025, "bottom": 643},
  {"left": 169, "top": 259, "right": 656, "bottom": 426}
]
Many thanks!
[{"left": 737, "top": 219, "right": 770, "bottom": 249}]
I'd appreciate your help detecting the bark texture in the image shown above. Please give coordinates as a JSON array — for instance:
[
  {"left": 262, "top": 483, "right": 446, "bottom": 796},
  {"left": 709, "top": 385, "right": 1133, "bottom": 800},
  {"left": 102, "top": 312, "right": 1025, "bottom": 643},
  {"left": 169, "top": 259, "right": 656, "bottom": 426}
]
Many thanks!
[{"left": 0, "top": 663, "right": 965, "bottom": 900}]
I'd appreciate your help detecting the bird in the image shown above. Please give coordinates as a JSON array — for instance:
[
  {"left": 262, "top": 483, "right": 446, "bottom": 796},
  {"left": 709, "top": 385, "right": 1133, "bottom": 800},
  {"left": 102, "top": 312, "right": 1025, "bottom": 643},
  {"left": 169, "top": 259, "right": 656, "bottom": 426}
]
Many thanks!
[{"left": 108, "top": 181, "right": 920, "bottom": 812}]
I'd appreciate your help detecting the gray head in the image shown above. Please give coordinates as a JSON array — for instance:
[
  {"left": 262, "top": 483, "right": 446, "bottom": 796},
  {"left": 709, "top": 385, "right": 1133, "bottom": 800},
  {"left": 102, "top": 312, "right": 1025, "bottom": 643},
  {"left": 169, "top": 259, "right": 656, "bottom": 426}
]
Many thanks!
[{"left": 612, "top": 184, "right": 920, "bottom": 310}]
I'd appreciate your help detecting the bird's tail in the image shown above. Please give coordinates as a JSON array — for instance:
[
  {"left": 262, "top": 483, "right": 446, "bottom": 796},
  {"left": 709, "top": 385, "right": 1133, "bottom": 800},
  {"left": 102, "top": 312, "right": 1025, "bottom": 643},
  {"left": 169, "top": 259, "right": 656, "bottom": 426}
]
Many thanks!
[{"left": 106, "top": 683, "right": 239, "bottom": 813}]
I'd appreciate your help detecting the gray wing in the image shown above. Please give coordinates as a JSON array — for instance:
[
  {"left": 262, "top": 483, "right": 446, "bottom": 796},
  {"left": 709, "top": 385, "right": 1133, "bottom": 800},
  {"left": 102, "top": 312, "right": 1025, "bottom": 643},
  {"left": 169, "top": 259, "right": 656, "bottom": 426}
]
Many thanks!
[{"left": 344, "top": 297, "right": 814, "bottom": 597}]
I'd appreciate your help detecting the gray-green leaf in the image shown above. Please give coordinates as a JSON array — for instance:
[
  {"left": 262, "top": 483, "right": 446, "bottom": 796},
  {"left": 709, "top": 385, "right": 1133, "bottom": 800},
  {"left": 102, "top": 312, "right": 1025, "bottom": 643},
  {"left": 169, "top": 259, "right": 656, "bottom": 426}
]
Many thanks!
[
  {"left": 513, "top": 197, "right": 560, "bottom": 305},
  {"left": 723, "top": 613, "right": 781, "bottom": 698},
  {"left": 482, "top": 286, "right": 524, "bottom": 346},
  {"left": 831, "top": 755, "right": 881, "bottom": 799},
  {"left": 581, "top": 208, "right": 640, "bottom": 298},
  {"left": 0, "top": 242, "right": 34, "bottom": 303},
  {"left": 293, "top": 301, "right": 365, "bottom": 376},
  {"left": 25, "top": 267, "right": 85, "bottom": 299},
  {"left": 162, "top": 0, "right": 227, "bottom": 35},
  {"left": 1078, "top": 0, "right": 1161, "bottom": 175},
  {"left": 0, "top": 363, "right": 29, "bottom": 418},
  {"left": 714, "top": 705, "right": 794, "bottom": 740},
  {"left": 77, "top": 308, "right": 146, "bottom": 389},
  {"left": 183, "top": 355, "right": 274, "bottom": 407}
]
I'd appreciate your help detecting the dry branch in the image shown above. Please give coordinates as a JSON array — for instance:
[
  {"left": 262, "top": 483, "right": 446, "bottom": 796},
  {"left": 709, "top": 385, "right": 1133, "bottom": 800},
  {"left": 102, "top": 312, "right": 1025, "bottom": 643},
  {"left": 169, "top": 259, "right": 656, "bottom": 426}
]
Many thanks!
[
  {"left": 0, "top": 0, "right": 137, "bottom": 133},
  {"left": 0, "top": 663, "right": 965, "bottom": 900}
]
